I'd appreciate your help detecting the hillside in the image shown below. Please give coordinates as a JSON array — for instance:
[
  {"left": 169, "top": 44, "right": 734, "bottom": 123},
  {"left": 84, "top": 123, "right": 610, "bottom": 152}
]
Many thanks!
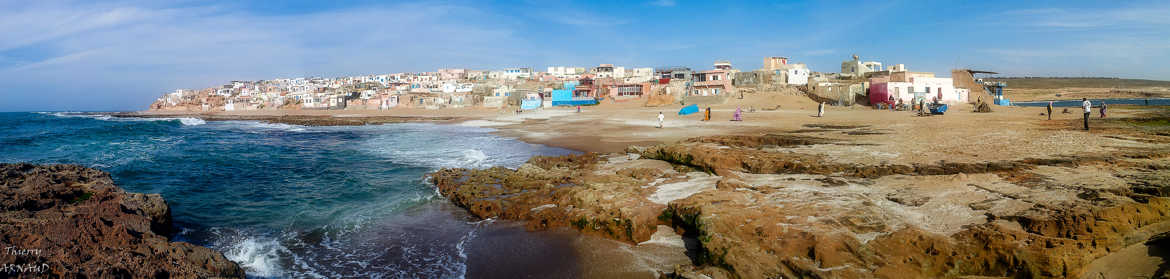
[{"left": 987, "top": 77, "right": 1170, "bottom": 89}]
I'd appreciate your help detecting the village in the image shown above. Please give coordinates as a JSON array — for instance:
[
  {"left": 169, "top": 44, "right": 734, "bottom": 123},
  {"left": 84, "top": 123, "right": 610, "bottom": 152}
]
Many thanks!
[{"left": 149, "top": 54, "right": 1009, "bottom": 113}]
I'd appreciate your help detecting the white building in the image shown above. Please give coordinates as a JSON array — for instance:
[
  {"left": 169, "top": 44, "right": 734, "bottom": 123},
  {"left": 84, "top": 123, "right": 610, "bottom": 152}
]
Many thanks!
[
  {"left": 592, "top": 64, "right": 627, "bottom": 79},
  {"left": 841, "top": 54, "right": 882, "bottom": 78},
  {"left": 547, "top": 66, "right": 586, "bottom": 78},
  {"left": 502, "top": 68, "right": 533, "bottom": 80},
  {"left": 883, "top": 77, "right": 960, "bottom": 104},
  {"left": 785, "top": 67, "right": 810, "bottom": 85},
  {"left": 624, "top": 67, "right": 656, "bottom": 83}
]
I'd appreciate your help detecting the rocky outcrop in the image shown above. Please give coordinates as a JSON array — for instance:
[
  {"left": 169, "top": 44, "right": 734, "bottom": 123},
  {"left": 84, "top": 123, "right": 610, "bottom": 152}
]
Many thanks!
[
  {"left": 431, "top": 134, "right": 1170, "bottom": 278},
  {"left": 430, "top": 153, "right": 667, "bottom": 243},
  {"left": 0, "top": 163, "right": 244, "bottom": 278}
]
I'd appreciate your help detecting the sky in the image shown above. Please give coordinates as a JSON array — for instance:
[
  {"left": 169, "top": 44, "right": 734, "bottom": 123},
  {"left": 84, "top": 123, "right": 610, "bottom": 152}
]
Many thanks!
[{"left": 1, "top": 0, "right": 1168, "bottom": 111}]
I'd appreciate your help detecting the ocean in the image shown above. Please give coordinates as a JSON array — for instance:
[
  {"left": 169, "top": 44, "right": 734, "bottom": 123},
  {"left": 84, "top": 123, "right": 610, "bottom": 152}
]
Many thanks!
[
  {"left": 0, "top": 112, "right": 581, "bottom": 278},
  {"left": 1012, "top": 98, "right": 1170, "bottom": 107}
]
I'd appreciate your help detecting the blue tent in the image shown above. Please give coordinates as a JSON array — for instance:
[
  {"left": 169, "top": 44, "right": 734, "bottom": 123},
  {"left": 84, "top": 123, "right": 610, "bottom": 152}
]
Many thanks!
[{"left": 678, "top": 104, "right": 699, "bottom": 115}]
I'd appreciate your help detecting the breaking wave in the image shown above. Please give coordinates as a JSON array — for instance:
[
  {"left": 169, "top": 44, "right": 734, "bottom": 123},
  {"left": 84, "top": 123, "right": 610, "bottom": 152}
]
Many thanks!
[
  {"left": 178, "top": 117, "right": 206, "bottom": 126},
  {"left": 224, "top": 236, "right": 288, "bottom": 277},
  {"left": 39, "top": 112, "right": 205, "bottom": 126}
]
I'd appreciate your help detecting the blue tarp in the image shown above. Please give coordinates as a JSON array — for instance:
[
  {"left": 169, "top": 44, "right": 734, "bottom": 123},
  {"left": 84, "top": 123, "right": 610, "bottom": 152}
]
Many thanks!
[
  {"left": 930, "top": 104, "right": 948, "bottom": 115},
  {"left": 679, "top": 104, "right": 699, "bottom": 115},
  {"left": 521, "top": 99, "right": 541, "bottom": 110}
]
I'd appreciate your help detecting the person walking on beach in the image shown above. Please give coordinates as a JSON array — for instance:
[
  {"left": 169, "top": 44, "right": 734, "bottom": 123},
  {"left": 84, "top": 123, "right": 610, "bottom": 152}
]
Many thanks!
[
  {"left": 1099, "top": 101, "right": 1107, "bottom": 118},
  {"left": 1046, "top": 101, "right": 1053, "bottom": 120},
  {"left": 704, "top": 107, "right": 711, "bottom": 121},
  {"left": 576, "top": 105, "right": 581, "bottom": 113},
  {"left": 817, "top": 102, "right": 825, "bottom": 117},
  {"left": 1082, "top": 98, "right": 1091, "bottom": 130},
  {"left": 657, "top": 112, "right": 665, "bottom": 128}
]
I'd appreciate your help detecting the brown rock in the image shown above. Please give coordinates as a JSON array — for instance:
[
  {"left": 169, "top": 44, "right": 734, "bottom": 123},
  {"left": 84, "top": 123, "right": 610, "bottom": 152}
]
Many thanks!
[{"left": 0, "top": 163, "right": 244, "bottom": 278}]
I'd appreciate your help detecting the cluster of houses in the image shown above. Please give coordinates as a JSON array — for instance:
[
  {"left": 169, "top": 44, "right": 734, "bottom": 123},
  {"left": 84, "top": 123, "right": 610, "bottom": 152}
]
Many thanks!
[{"left": 151, "top": 54, "right": 987, "bottom": 112}]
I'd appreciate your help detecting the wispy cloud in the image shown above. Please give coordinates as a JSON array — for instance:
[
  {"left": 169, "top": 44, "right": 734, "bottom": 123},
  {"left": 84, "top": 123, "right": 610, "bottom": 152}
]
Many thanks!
[
  {"left": 649, "top": 0, "right": 676, "bottom": 7},
  {"left": 1000, "top": 5, "right": 1170, "bottom": 29},
  {"left": 542, "top": 10, "right": 629, "bottom": 27}
]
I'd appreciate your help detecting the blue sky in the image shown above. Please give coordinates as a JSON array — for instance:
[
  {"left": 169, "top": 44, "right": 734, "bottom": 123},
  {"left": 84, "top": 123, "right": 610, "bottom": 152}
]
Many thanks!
[{"left": 1, "top": 0, "right": 1168, "bottom": 111}]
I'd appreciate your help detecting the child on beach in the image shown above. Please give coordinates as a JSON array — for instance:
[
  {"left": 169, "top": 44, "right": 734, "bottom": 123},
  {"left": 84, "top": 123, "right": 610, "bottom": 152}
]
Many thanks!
[{"left": 657, "top": 112, "right": 664, "bottom": 128}]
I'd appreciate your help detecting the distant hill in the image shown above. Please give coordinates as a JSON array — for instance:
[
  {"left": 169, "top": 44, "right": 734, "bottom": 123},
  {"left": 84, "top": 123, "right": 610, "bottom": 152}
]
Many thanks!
[{"left": 987, "top": 77, "right": 1170, "bottom": 89}]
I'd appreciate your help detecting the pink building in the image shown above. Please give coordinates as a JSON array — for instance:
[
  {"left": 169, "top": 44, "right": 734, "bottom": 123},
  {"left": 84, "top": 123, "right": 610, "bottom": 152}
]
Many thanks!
[
  {"left": 605, "top": 82, "right": 650, "bottom": 100},
  {"left": 692, "top": 69, "right": 733, "bottom": 96}
]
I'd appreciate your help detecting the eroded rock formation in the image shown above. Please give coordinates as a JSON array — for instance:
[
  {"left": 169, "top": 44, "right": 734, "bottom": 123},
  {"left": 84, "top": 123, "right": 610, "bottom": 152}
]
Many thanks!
[
  {"left": 430, "top": 133, "right": 1170, "bottom": 278},
  {"left": 0, "top": 163, "right": 244, "bottom": 278}
]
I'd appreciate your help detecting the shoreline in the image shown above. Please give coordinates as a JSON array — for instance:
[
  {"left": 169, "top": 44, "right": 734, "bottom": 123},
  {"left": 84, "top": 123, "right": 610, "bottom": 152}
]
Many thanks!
[{"left": 110, "top": 96, "right": 1170, "bottom": 277}]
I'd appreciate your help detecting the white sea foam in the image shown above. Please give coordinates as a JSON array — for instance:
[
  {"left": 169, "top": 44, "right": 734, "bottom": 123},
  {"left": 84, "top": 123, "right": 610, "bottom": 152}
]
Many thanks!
[
  {"left": 223, "top": 236, "right": 287, "bottom": 278},
  {"left": 452, "top": 218, "right": 494, "bottom": 279},
  {"left": 460, "top": 149, "right": 488, "bottom": 168},
  {"left": 457, "top": 120, "right": 514, "bottom": 127},
  {"left": 248, "top": 122, "right": 305, "bottom": 131},
  {"left": 220, "top": 121, "right": 308, "bottom": 132},
  {"left": 41, "top": 112, "right": 207, "bottom": 126},
  {"left": 178, "top": 117, "right": 206, "bottom": 126}
]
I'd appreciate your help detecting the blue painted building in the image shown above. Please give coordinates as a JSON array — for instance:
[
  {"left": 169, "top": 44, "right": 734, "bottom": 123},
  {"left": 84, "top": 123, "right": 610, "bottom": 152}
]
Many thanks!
[{"left": 551, "top": 81, "right": 596, "bottom": 106}]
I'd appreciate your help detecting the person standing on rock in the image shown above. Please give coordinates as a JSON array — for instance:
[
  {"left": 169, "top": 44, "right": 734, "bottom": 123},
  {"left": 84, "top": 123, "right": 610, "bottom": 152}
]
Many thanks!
[
  {"left": 817, "top": 102, "right": 825, "bottom": 117},
  {"left": 1082, "top": 98, "right": 1091, "bottom": 130},
  {"left": 657, "top": 112, "right": 664, "bottom": 128},
  {"left": 1046, "top": 101, "right": 1053, "bottom": 120}
]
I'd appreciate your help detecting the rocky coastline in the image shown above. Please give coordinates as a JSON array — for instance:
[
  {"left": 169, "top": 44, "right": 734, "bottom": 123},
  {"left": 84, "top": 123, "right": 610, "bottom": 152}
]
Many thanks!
[
  {"left": 0, "top": 163, "right": 243, "bottom": 278},
  {"left": 429, "top": 133, "right": 1170, "bottom": 278}
]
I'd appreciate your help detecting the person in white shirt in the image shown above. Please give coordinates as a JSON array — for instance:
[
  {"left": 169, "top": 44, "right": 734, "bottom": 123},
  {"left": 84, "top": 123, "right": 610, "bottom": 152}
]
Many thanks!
[
  {"left": 1081, "top": 98, "right": 1091, "bottom": 130},
  {"left": 657, "top": 112, "right": 665, "bottom": 128}
]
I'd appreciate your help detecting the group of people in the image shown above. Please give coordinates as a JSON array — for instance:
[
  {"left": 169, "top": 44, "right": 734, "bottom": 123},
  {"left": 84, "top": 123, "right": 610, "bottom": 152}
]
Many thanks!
[
  {"left": 1046, "top": 98, "right": 1106, "bottom": 131},
  {"left": 656, "top": 102, "right": 828, "bottom": 128}
]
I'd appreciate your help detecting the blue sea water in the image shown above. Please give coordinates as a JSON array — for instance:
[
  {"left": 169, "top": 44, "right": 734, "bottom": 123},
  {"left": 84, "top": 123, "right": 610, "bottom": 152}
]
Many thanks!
[
  {"left": 0, "top": 112, "right": 579, "bottom": 278},
  {"left": 1013, "top": 98, "right": 1170, "bottom": 107}
]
